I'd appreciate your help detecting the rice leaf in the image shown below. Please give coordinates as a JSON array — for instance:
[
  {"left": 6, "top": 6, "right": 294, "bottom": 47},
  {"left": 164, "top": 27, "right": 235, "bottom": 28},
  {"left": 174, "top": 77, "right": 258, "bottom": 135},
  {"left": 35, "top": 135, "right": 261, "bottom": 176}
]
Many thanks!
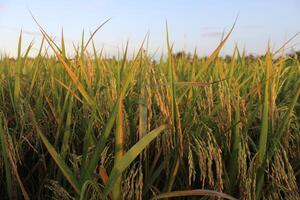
[
  {"left": 103, "top": 125, "right": 166, "bottom": 197},
  {"left": 150, "top": 189, "right": 237, "bottom": 200}
]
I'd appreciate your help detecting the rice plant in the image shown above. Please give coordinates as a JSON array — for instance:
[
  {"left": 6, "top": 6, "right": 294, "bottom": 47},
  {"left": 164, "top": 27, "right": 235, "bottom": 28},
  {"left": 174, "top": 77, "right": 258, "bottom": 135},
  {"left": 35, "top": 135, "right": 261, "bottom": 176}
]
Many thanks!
[{"left": 0, "top": 20, "right": 299, "bottom": 200}]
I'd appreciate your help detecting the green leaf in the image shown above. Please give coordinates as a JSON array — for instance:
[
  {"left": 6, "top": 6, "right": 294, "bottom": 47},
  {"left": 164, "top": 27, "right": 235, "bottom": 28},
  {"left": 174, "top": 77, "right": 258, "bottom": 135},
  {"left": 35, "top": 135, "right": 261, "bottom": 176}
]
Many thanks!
[
  {"left": 0, "top": 114, "right": 13, "bottom": 200},
  {"left": 103, "top": 125, "right": 166, "bottom": 196},
  {"left": 29, "top": 108, "right": 81, "bottom": 194},
  {"left": 256, "top": 48, "right": 272, "bottom": 198}
]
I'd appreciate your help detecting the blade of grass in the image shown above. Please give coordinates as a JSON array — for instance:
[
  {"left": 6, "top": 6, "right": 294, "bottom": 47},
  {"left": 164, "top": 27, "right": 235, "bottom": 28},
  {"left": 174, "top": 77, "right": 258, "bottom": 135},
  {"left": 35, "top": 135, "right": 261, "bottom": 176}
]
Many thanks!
[
  {"left": 165, "top": 21, "right": 183, "bottom": 192},
  {"left": 150, "top": 189, "right": 237, "bottom": 200},
  {"left": 177, "top": 18, "right": 237, "bottom": 104},
  {"left": 29, "top": 107, "right": 81, "bottom": 194},
  {"left": 103, "top": 125, "right": 166, "bottom": 197},
  {"left": 60, "top": 96, "right": 73, "bottom": 160},
  {"left": 81, "top": 36, "right": 148, "bottom": 185},
  {"left": 14, "top": 31, "right": 22, "bottom": 103},
  {"left": 30, "top": 13, "right": 96, "bottom": 108},
  {"left": 83, "top": 18, "right": 111, "bottom": 51},
  {"left": 61, "top": 29, "right": 66, "bottom": 60},
  {"left": 0, "top": 114, "right": 13, "bottom": 200},
  {"left": 112, "top": 94, "right": 124, "bottom": 200},
  {"left": 268, "top": 85, "right": 300, "bottom": 159},
  {"left": 228, "top": 95, "right": 241, "bottom": 192},
  {"left": 196, "top": 16, "right": 237, "bottom": 79},
  {"left": 256, "top": 48, "right": 272, "bottom": 199}
]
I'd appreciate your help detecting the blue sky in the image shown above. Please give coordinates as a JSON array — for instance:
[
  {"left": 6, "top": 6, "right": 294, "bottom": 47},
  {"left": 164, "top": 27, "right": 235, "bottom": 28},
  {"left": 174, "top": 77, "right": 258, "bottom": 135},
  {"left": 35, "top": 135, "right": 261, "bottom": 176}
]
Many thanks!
[{"left": 0, "top": 0, "right": 300, "bottom": 57}]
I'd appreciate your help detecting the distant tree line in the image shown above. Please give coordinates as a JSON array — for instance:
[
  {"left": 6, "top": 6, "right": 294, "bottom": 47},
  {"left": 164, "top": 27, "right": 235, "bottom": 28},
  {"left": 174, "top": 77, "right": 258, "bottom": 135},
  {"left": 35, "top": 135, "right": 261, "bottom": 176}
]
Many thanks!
[{"left": 172, "top": 50, "right": 300, "bottom": 62}]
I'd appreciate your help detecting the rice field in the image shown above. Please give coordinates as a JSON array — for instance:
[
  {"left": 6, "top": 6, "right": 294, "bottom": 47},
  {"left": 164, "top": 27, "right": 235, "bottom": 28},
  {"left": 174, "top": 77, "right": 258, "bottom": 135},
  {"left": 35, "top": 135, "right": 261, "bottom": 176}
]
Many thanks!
[{"left": 0, "top": 23, "right": 299, "bottom": 200}]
